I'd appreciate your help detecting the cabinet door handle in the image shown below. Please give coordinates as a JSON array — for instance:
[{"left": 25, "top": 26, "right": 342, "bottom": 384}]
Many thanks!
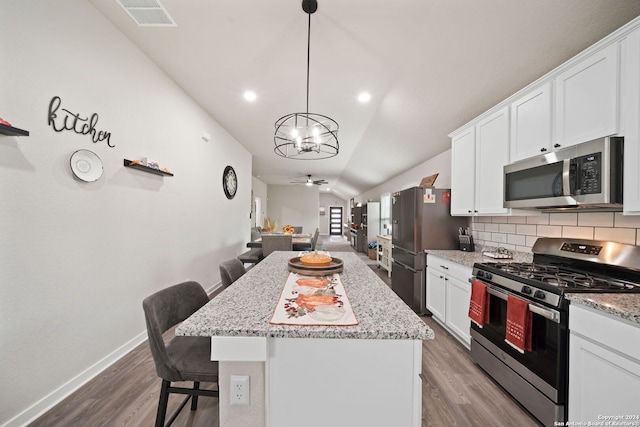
[
  {"left": 440, "top": 265, "right": 449, "bottom": 270},
  {"left": 540, "top": 148, "right": 547, "bottom": 152},
  {"left": 468, "top": 210, "right": 473, "bottom": 213},
  {"left": 554, "top": 143, "right": 561, "bottom": 148},
  {"left": 439, "top": 276, "right": 444, "bottom": 279}
]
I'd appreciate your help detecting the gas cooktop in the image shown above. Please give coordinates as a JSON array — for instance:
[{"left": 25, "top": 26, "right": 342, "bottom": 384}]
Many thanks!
[{"left": 480, "top": 261, "right": 640, "bottom": 291}]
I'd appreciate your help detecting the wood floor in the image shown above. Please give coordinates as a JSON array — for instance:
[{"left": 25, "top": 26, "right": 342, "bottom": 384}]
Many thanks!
[{"left": 30, "top": 238, "right": 541, "bottom": 427}]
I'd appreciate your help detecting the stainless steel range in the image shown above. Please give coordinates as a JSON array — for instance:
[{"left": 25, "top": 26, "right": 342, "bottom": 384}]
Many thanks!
[{"left": 470, "top": 238, "right": 640, "bottom": 426}]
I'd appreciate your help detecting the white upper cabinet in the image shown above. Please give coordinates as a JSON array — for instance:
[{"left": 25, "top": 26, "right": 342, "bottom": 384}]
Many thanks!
[
  {"left": 450, "top": 17, "right": 640, "bottom": 215},
  {"left": 554, "top": 42, "right": 619, "bottom": 148},
  {"left": 451, "top": 107, "right": 511, "bottom": 216},
  {"left": 509, "top": 82, "right": 553, "bottom": 162},
  {"left": 451, "top": 126, "right": 476, "bottom": 215},
  {"left": 475, "top": 107, "right": 510, "bottom": 215},
  {"left": 622, "top": 27, "right": 640, "bottom": 214}
]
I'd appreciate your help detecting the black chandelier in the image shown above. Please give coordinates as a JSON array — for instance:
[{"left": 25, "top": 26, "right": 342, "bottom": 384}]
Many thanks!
[{"left": 274, "top": 0, "right": 339, "bottom": 160}]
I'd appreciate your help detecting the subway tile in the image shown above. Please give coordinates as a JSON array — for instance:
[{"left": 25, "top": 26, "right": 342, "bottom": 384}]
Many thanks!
[
  {"left": 614, "top": 213, "right": 640, "bottom": 229},
  {"left": 594, "top": 228, "right": 636, "bottom": 245},
  {"left": 491, "top": 233, "right": 507, "bottom": 243},
  {"left": 516, "top": 245, "right": 532, "bottom": 253},
  {"left": 561, "top": 226, "right": 594, "bottom": 240},
  {"left": 507, "top": 216, "right": 527, "bottom": 224},
  {"left": 537, "top": 225, "right": 562, "bottom": 237},
  {"left": 491, "top": 216, "right": 505, "bottom": 223},
  {"left": 550, "top": 213, "right": 577, "bottom": 226},
  {"left": 526, "top": 235, "right": 539, "bottom": 247},
  {"left": 526, "top": 213, "right": 549, "bottom": 225},
  {"left": 499, "top": 223, "right": 516, "bottom": 234},
  {"left": 474, "top": 223, "right": 485, "bottom": 231},
  {"left": 516, "top": 224, "right": 537, "bottom": 235},
  {"left": 485, "top": 223, "right": 500, "bottom": 232},
  {"left": 478, "top": 231, "right": 492, "bottom": 241},
  {"left": 476, "top": 217, "right": 492, "bottom": 223},
  {"left": 578, "top": 212, "right": 614, "bottom": 227},
  {"left": 507, "top": 234, "right": 526, "bottom": 246}
]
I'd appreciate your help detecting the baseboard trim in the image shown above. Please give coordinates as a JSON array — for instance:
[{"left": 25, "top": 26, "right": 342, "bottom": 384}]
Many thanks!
[
  {"left": 3, "top": 281, "right": 222, "bottom": 427},
  {"left": 2, "top": 330, "right": 148, "bottom": 427}
]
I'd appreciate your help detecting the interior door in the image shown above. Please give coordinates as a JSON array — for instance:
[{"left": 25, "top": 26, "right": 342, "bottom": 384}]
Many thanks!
[{"left": 329, "top": 206, "right": 342, "bottom": 235}]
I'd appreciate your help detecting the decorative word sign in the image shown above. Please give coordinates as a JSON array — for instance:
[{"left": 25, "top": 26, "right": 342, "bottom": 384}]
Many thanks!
[{"left": 48, "top": 96, "right": 114, "bottom": 147}]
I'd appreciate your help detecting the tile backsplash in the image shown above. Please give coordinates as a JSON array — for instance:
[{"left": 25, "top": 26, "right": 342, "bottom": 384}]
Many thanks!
[{"left": 472, "top": 212, "right": 640, "bottom": 252}]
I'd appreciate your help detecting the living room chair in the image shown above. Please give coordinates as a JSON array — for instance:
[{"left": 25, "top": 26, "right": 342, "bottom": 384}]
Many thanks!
[
  {"left": 261, "top": 233, "right": 292, "bottom": 256},
  {"left": 219, "top": 258, "right": 246, "bottom": 288},
  {"left": 142, "top": 281, "right": 219, "bottom": 427}
]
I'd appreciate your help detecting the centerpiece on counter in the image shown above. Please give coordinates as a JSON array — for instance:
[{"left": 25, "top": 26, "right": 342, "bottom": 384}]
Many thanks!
[
  {"left": 288, "top": 250, "right": 343, "bottom": 275},
  {"left": 300, "top": 251, "right": 332, "bottom": 266}
]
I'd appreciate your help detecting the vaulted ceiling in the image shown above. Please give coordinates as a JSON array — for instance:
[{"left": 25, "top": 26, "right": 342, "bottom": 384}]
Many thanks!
[{"left": 89, "top": 0, "right": 640, "bottom": 199}]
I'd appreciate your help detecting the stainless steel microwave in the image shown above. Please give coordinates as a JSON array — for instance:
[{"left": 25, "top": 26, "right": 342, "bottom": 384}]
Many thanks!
[{"left": 504, "top": 137, "right": 623, "bottom": 210}]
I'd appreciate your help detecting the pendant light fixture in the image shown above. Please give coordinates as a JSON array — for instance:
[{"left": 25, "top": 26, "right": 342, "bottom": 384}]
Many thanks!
[{"left": 274, "top": 0, "right": 339, "bottom": 160}]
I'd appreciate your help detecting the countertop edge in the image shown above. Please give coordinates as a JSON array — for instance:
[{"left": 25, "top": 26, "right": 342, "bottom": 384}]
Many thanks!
[
  {"left": 425, "top": 246, "right": 533, "bottom": 268},
  {"left": 567, "top": 293, "right": 640, "bottom": 325}
]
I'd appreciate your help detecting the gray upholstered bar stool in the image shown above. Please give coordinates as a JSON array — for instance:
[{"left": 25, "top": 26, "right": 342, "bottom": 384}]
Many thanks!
[
  {"left": 142, "top": 281, "right": 219, "bottom": 427},
  {"left": 219, "top": 258, "right": 246, "bottom": 288},
  {"left": 261, "top": 233, "right": 292, "bottom": 256}
]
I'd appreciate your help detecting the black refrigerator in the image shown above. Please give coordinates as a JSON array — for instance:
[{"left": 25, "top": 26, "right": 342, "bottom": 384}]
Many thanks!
[{"left": 391, "top": 187, "right": 468, "bottom": 315}]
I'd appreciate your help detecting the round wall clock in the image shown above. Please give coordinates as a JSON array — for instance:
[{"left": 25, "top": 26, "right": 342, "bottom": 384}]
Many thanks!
[{"left": 223, "top": 165, "right": 237, "bottom": 199}]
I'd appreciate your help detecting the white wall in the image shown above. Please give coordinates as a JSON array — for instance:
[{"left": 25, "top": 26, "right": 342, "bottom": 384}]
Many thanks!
[
  {"left": 356, "top": 149, "right": 452, "bottom": 204},
  {"left": 252, "top": 176, "right": 268, "bottom": 228},
  {"left": 0, "top": 1, "right": 251, "bottom": 425},
  {"left": 267, "top": 185, "right": 319, "bottom": 234}
]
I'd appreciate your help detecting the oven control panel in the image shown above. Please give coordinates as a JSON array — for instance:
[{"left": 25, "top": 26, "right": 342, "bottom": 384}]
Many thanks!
[{"left": 560, "top": 242, "right": 602, "bottom": 255}]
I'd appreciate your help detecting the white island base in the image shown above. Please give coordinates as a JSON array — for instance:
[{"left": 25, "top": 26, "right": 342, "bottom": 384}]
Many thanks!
[{"left": 214, "top": 336, "right": 423, "bottom": 427}]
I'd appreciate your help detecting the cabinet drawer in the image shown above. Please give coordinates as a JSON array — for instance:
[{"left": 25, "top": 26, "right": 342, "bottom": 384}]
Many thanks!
[{"left": 426, "top": 255, "right": 472, "bottom": 282}]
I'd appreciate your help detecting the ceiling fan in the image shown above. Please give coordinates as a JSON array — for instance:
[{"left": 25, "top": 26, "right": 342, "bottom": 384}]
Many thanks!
[{"left": 291, "top": 174, "right": 328, "bottom": 186}]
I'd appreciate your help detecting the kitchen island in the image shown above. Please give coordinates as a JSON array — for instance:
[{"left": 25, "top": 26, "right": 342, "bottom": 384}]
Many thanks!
[{"left": 177, "top": 251, "right": 432, "bottom": 427}]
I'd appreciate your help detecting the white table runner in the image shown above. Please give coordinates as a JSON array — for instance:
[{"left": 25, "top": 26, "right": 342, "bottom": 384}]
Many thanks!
[{"left": 270, "top": 272, "right": 358, "bottom": 326}]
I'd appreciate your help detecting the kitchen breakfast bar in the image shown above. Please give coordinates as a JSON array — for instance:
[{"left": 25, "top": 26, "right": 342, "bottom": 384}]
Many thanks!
[{"left": 176, "top": 251, "right": 433, "bottom": 427}]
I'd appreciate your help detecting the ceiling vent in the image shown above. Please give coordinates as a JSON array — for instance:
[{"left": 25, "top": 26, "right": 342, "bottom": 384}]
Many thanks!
[{"left": 116, "top": 0, "right": 176, "bottom": 27}]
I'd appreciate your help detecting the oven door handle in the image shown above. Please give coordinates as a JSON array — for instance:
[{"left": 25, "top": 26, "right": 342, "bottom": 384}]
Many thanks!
[{"left": 486, "top": 285, "right": 560, "bottom": 323}]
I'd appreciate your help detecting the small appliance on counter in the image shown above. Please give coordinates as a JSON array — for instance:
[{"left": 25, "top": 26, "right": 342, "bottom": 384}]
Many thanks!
[
  {"left": 458, "top": 227, "right": 474, "bottom": 252},
  {"left": 482, "top": 247, "right": 512, "bottom": 259}
]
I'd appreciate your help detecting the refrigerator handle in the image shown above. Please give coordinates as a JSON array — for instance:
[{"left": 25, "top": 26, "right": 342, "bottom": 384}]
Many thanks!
[
  {"left": 392, "top": 245, "right": 418, "bottom": 256},
  {"left": 393, "top": 259, "right": 418, "bottom": 273}
]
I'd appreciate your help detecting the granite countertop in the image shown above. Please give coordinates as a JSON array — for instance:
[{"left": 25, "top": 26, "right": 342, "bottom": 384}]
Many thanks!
[
  {"left": 176, "top": 251, "right": 433, "bottom": 340},
  {"left": 425, "top": 246, "right": 533, "bottom": 268},
  {"left": 567, "top": 294, "right": 640, "bottom": 325}
]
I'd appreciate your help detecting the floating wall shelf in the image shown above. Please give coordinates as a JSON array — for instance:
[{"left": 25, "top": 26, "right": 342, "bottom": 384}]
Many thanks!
[
  {"left": 123, "top": 159, "right": 174, "bottom": 176},
  {"left": 0, "top": 123, "right": 30, "bottom": 136}
]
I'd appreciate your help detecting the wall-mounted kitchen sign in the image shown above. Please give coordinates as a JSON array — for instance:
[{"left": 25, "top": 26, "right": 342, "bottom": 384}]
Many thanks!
[{"left": 47, "top": 96, "right": 114, "bottom": 148}]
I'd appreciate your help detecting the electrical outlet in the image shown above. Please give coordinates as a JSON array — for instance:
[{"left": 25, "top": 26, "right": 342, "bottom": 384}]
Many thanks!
[{"left": 230, "top": 375, "right": 250, "bottom": 406}]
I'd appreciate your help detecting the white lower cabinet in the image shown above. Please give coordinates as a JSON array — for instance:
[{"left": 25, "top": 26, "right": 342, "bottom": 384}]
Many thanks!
[
  {"left": 569, "top": 304, "right": 640, "bottom": 422},
  {"left": 426, "top": 255, "right": 472, "bottom": 348}
]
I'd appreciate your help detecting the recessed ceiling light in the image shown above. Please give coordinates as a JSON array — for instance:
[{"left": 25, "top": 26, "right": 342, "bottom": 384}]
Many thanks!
[
  {"left": 244, "top": 91, "right": 257, "bottom": 102},
  {"left": 358, "top": 92, "right": 371, "bottom": 103}
]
